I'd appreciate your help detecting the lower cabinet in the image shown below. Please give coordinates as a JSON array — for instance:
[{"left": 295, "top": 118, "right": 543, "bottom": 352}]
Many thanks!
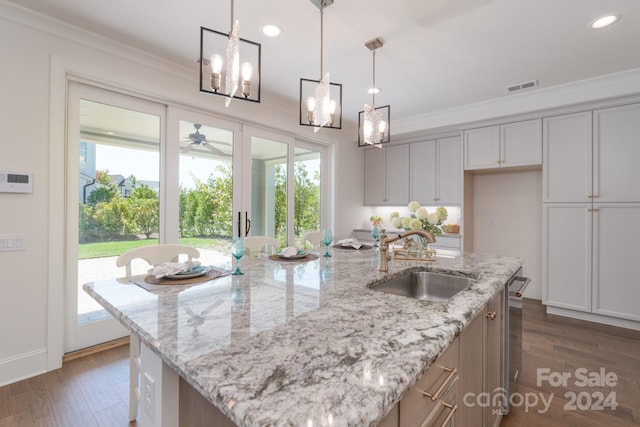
[
  {"left": 399, "top": 338, "right": 459, "bottom": 427},
  {"left": 458, "top": 289, "right": 505, "bottom": 427}
]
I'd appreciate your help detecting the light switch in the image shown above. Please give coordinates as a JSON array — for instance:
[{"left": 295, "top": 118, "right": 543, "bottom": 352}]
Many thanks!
[{"left": 0, "top": 234, "right": 27, "bottom": 252}]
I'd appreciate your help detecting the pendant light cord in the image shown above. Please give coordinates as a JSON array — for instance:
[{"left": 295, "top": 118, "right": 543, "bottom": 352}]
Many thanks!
[
  {"left": 320, "top": 6, "right": 324, "bottom": 78},
  {"left": 372, "top": 48, "right": 376, "bottom": 107},
  {"left": 230, "top": 0, "right": 235, "bottom": 32}
]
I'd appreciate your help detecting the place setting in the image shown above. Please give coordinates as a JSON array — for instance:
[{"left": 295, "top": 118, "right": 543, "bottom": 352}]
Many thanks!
[
  {"left": 332, "top": 238, "right": 373, "bottom": 250},
  {"left": 130, "top": 261, "right": 230, "bottom": 291},
  {"left": 268, "top": 245, "right": 319, "bottom": 263}
]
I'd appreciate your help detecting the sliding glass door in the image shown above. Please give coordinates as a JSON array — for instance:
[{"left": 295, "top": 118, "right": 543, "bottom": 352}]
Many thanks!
[{"left": 66, "top": 83, "right": 165, "bottom": 351}]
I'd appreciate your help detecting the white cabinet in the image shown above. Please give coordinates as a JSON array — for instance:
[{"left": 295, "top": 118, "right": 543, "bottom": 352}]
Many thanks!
[
  {"left": 593, "top": 204, "right": 640, "bottom": 322},
  {"left": 544, "top": 203, "right": 640, "bottom": 322},
  {"left": 543, "top": 204, "right": 592, "bottom": 312},
  {"left": 594, "top": 103, "right": 640, "bottom": 203},
  {"left": 543, "top": 112, "right": 592, "bottom": 203},
  {"left": 544, "top": 104, "right": 640, "bottom": 204},
  {"left": 543, "top": 102, "right": 640, "bottom": 325},
  {"left": 464, "top": 119, "right": 541, "bottom": 170},
  {"left": 410, "top": 136, "right": 461, "bottom": 205},
  {"left": 364, "top": 145, "right": 410, "bottom": 205}
]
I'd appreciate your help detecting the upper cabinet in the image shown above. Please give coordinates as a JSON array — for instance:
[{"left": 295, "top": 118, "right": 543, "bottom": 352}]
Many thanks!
[
  {"left": 544, "top": 103, "right": 640, "bottom": 204},
  {"left": 543, "top": 112, "right": 592, "bottom": 203},
  {"left": 594, "top": 103, "right": 640, "bottom": 203},
  {"left": 364, "top": 145, "right": 410, "bottom": 205},
  {"left": 410, "top": 136, "right": 461, "bottom": 205},
  {"left": 464, "top": 119, "right": 542, "bottom": 170}
]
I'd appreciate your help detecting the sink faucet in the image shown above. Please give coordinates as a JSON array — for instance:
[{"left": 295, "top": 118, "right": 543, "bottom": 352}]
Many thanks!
[{"left": 378, "top": 229, "right": 436, "bottom": 272}]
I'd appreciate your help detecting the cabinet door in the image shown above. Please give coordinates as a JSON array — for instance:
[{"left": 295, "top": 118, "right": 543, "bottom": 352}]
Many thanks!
[
  {"left": 464, "top": 126, "right": 500, "bottom": 170},
  {"left": 592, "top": 204, "right": 640, "bottom": 321},
  {"left": 386, "top": 145, "right": 410, "bottom": 205},
  {"left": 500, "top": 119, "right": 542, "bottom": 167},
  {"left": 543, "top": 204, "right": 592, "bottom": 312},
  {"left": 543, "top": 112, "right": 592, "bottom": 202},
  {"left": 485, "top": 290, "right": 504, "bottom": 427},
  {"left": 437, "top": 136, "right": 462, "bottom": 205},
  {"left": 410, "top": 140, "right": 437, "bottom": 204},
  {"left": 594, "top": 103, "right": 640, "bottom": 203},
  {"left": 458, "top": 309, "right": 484, "bottom": 427},
  {"left": 364, "top": 147, "right": 386, "bottom": 204}
]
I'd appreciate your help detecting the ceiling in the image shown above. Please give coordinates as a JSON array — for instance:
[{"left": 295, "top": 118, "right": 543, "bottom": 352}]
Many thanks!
[{"left": 10, "top": 0, "right": 640, "bottom": 130}]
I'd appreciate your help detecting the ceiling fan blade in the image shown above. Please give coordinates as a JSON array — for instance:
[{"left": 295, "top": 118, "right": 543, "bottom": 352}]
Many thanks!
[
  {"left": 203, "top": 142, "right": 226, "bottom": 156},
  {"left": 181, "top": 143, "right": 195, "bottom": 153}
]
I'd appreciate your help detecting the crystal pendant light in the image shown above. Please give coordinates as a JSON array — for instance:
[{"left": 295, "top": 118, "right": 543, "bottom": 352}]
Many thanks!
[
  {"left": 299, "top": 0, "right": 342, "bottom": 130},
  {"left": 199, "top": 0, "right": 261, "bottom": 105},
  {"left": 358, "top": 37, "right": 390, "bottom": 146}
]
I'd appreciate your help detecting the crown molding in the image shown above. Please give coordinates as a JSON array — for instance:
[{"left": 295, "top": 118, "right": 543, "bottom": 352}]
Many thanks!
[{"left": 394, "top": 67, "right": 640, "bottom": 136}]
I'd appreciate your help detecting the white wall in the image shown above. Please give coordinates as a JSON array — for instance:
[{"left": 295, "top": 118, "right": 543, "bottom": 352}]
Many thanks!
[
  {"left": 0, "top": 3, "right": 365, "bottom": 386},
  {"left": 471, "top": 170, "right": 542, "bottom": 299}
]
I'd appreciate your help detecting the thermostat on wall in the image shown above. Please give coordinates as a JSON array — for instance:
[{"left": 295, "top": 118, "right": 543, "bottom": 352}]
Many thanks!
[{"left": 0, "top": 171, "right": 33, "bottom": 193}]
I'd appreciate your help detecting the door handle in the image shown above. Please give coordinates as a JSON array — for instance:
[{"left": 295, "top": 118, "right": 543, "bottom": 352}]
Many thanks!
[
  {"left": 245, "top": 211, "right": 251, "bottom": 237},
  {"left": 237, "top": 211, "right": 242, "bottom": 237}
]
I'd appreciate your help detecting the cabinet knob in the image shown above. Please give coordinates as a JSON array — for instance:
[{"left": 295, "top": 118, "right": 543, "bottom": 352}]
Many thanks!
[{"left": 486, "top": 311, "right": 497, "bottom": 320}]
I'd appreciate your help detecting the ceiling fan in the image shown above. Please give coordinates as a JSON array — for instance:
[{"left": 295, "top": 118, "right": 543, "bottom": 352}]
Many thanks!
[{"left": 181, "top": 123, "right": 227, "bottom": 156}]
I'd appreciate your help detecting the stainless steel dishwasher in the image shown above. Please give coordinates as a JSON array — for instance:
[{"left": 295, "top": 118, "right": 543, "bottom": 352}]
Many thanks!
[{"left": 503, "top": 268, "right": 530, "bottom": 415}]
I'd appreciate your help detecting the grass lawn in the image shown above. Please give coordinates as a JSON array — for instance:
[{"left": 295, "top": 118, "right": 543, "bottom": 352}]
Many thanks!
[{"left": 78, "top": 237, "right": 230, "bottom": 259}]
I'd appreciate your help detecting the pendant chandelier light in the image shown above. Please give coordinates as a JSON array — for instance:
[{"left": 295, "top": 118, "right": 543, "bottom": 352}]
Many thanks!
[
  {"left": 358, "top": 37, "right": 390, "bottom": 146},
  {"left": 199, "top": 0, "right": 261, "bottom": 106},
  {"left": 299, "top": 0, "right": 342, "bottom": 131}
]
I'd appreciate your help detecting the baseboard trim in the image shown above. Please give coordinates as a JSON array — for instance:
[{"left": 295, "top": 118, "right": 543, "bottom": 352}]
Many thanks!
[
  {"left": 546, "top": 306, "right": 640, "bottom": 331},
  {"left": 0, "top": 348, "right": 48, "bottom": 387},
  {"left": 63, "top": 336, "right": 130, "bottom": 363}
]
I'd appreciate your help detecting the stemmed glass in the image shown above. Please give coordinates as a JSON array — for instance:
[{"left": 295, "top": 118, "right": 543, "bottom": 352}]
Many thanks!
[
  {"left": 231, "top": 237, "right": 246, "bottom": 275},
  {"left": 371, "top": 225, "right": 381, "bottom": 247},
  {"left": 322, "top": 229, "right": 333, "bottom": 257}
]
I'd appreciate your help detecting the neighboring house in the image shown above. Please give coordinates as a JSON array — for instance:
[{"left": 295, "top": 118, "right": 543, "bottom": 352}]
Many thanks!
[{"left": 78, "top": 141, "right": 159, "bottom": 203}]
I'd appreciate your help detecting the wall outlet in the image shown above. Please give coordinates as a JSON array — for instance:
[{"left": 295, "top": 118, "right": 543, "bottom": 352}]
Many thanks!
[{"left": 143, "top": 372, "right": 156, "bottom": 422}]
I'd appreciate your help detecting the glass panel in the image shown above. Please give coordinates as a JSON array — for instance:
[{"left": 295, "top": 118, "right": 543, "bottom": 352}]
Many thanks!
[
  {"left": 78, "top": 99, "right": 160, "bottom": 324},
  {"left": 178, "top": 120, "right": 234, "bottom": 266},
  {"left": 294, "top": 147, "right": 321, "bottom": 242},
  {"left": 250, "top": 137, "right": 289, "bottom": 246}
]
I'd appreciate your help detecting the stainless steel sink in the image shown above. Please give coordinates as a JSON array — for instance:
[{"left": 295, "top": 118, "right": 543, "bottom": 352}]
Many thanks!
[{"left": 372, "top": 271, "right": 474, "bottom": 301}]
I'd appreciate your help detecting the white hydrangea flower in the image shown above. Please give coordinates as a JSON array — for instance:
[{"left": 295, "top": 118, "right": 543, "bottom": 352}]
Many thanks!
[
  {"left": 436, "top": 206, "right": 448, "bottom": 221},
  {"left": 408, "top": 201, "right": 420, "bottom": 213},
  {"left": 392, "top": 217, "right": 403, "bottom": 228},
  {"left": 427, "top": 212, "right": 440, "bottom": 225},
  {"left": 409, "top": 218, "right": 423, "bottom": 230},
  {"left": 402, "top": 217, "right": 412, "bottom": 229},
  {"left": 415, "top": 207, "right": 428, "bottom": 219}
]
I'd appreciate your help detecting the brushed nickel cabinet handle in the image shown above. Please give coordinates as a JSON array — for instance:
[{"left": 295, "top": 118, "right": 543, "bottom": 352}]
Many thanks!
[{"left": 421, "top": 367, "right": 457, "bottom": 401}]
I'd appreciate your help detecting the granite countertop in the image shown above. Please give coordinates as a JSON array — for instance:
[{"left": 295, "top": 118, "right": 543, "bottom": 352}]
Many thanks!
[{"left": 84, "top": 247, "right": 521, "bottom": 426}]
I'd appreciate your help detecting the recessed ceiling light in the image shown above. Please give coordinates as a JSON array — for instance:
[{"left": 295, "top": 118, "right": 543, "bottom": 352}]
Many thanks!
[
  {"left": 590, "top": 14, "right": 620, "bottom": 29},
  {"left": 262, "top": 24, "right": 281, "bottom": 37},
  {"left": 368, "top": 87, "right": 381, "bottom": 95}
]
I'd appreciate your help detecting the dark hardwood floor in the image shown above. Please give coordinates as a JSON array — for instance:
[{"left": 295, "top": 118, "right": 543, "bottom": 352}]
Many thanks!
[{"left": 1, "top": 299, "right": 638, "bottom": 426}]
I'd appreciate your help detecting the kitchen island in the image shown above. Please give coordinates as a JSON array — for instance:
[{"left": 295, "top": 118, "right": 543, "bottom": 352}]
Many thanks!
[{"left": 84, "top": 247, "right": 521, "bottom": 426}]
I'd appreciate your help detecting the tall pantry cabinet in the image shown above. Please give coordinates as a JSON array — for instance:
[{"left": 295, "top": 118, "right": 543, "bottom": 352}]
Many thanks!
[{"left": 543, "top": 103, "right": 640, "bottom": 324}]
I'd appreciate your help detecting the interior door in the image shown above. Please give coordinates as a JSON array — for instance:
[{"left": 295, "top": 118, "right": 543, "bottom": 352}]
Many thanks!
[{"left": 66, "top": 82, "right": 165, "bottom": 352}]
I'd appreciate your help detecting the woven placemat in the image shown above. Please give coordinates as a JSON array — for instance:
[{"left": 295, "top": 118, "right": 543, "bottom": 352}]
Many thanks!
[{"left": 268, "top": 253, "right": 319, "bottom": 263}]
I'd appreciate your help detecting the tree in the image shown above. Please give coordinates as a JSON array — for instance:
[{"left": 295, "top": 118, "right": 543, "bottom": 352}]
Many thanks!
[{"left": 128, "top": 183, "right": 159, "bottom": 239}]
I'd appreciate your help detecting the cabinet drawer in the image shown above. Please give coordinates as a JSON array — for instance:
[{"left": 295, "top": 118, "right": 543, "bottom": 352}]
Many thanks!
[{"left": 400, "top": 339, "right": 459, "bottom": 427}]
